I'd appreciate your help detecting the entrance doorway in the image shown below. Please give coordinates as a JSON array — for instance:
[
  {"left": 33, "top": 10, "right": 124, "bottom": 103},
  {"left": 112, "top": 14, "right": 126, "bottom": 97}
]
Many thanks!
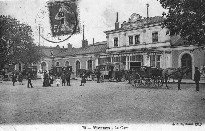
[
  {"left": 181, "top": 53, "right": 192, "bottom": 79},
  {"left": 41, "top": 62, "right": 47, "bottom": 72}
]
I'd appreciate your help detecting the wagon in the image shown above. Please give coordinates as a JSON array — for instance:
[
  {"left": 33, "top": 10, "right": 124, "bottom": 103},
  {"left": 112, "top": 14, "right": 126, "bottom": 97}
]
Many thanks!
[
  {"left": 96, "top": 62, "right": 126, "bottom": 82},
  {"left": 129, "top": 66, "right": 163, "bottom": 88}
]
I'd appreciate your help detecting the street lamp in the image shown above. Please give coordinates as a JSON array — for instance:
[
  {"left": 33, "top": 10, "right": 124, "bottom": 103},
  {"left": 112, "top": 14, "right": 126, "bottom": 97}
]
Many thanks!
[{"left": 50, "top": 49, "right": 55, "bottom": 69}]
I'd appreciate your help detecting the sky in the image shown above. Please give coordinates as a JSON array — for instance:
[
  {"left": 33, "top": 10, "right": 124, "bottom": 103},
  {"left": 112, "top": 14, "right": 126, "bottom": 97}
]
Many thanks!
[{"left": 0, "top": 0, "right": 167, "bottom": 48}]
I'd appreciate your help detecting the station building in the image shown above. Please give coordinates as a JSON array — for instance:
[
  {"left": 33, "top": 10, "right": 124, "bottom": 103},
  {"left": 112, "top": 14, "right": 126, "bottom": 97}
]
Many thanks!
[
  {"left": 103, "top": 13, "right": 205, "bottom": 79},
  {"left": 13, "top": 13, "right": 205, "bottom": 80}
]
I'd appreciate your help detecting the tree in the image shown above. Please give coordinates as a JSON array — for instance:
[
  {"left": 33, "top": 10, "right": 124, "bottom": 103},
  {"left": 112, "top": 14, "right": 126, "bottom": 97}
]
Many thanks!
[
  {"left": 158, "top": 0, "right": 205, "bottom": 46},
  {"left": 0, "top": 15, "right": 41, "bottom": 69}
]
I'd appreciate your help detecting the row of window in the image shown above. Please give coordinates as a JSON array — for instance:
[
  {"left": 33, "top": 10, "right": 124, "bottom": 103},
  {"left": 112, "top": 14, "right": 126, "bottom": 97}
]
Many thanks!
[
  {"left": 42, "top": 60, "right": 93, "bottom": 70},
  {"left": 113, "top": 32, "right": 158, "bottom": 47},
  {"left": 111, "top": 55, "right": 161, "bottom": 68}
]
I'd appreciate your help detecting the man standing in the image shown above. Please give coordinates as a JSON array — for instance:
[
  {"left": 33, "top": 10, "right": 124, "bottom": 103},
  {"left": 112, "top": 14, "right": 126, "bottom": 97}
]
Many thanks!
[
  {"left": 12, "top": 72, "right": 17, "bottom": 86},
  {"left": 194, "top": 67, "right": 201, "bottom": 91},
  {"left": 66, "top": 71, "right": 71, "bottom": 86},
  {"left": 27, "top": 73, "right": 33, "bottom": 88},
  {"left": 96, "top": 69, "right": 101, "bottom": 83},
  {"left": 61, "top": 73, "right": 66, "bottom": 86}
]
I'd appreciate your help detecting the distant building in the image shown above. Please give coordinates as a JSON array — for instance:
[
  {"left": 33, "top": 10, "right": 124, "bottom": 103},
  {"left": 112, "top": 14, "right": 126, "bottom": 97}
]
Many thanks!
[
  {"left": 35, "top": 41, "right": 107, "bottom": 78},
  {"left": 104, "top": 13, "right": 205, "bottom": 79}
]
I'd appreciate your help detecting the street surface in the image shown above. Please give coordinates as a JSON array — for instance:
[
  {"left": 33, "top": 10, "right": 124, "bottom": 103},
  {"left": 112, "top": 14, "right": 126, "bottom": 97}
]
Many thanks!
[{"left": 0, "top": 79, "right": 205, "bottom": 124}]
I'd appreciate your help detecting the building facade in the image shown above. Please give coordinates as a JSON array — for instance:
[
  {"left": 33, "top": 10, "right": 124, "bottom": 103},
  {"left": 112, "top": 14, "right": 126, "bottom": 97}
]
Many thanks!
[
  {"left": 36, "top": 41, "right": 107, "bottom": 78},
  {"left": 103, "top": 13, "right": 205, "bottom": 79},
  {"left": 12, "top": 13, "right": 205, "bottom": 80}
]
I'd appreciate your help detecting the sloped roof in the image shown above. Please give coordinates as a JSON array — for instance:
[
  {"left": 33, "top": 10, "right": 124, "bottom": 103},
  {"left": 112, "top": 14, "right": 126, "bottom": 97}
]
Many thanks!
[
  {"left": 56, "top": 41, "right": 107, "bottom": 57},
  {"left": 41, "top": 46, "right": 67, "bottom": 58},
  {"left": 122, "top": 16, "right": 164, "bottom": 29},
  {"left": 105, "top": 15, "right": 165, "bottom": 34}
]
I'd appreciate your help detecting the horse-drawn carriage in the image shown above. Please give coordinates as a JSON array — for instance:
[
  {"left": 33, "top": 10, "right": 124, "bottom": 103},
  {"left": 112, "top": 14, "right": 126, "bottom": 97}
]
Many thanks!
[
  {"left": 129, "top": 66, "right": 191, "bottom": 88},
  {"left": 22, "top": 66, "right": 38, "bottom": 79},
  {"left": 49, "top": 66, "right": 73, "bottom": 77},
  {"left": 96, "top": 62, "right": 126, "bottom": 82},
  {"left": 76, "top": 69, "right": 95, "bottom": 80},
  {"left": 129, "top": 66, "right": 164, "bottom": 88}
]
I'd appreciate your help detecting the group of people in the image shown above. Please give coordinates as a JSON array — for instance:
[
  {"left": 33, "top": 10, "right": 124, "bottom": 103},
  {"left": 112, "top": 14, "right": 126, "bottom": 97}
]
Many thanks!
[
  {"left": 11, "top": 72, "right": 24, "bottom": 86},
  {"left": 8, "top": 66, "right": 202, "bottom": 91},
  {"left": 41, "top": 70, "right": 72, "bottom": 87},
  {"left": 11, "top": 72, "right": 33, "bottom": 88}
]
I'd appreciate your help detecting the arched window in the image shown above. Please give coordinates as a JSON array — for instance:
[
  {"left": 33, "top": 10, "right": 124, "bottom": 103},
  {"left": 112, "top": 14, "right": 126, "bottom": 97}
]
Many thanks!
[
  {"left": 65, "top": 61, "right": 69, "bottom": 67},
  {"left": 76, "top": 60, "right": 80, "bottom": 77},
  {"left": 181, "top": 53, "right": 192, "bottom": 79},
  {"left": 87, "top": 60, "right": 92, "bottom": 70}
]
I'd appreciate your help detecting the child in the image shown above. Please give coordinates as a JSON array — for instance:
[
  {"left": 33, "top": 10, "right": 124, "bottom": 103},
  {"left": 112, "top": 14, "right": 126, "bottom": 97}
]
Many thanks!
[
  {"left": 56, "top": 77, "right": 60, "bottom": 87},
  {"left": 18, "top": 72, "right": 24, "bottom": 85},
  {"left": 49, "top": 75, "right": 54, "bottom": 87},
  {"left": 80, "top": 73, "right": 86, "bottom": 86}
]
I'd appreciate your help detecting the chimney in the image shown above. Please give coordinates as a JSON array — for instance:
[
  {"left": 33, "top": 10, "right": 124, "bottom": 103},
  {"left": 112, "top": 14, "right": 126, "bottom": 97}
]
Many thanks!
[
  {"left": 82, "top": 25, "right": 88, "bottom": 48},
  {"left": 93, "top": 38, "right": 94, "bottom": 45},
  {"left": 146, "top": 3, "right": 149, "bottom": 18},
  {"left": 67, "top": 43, "right": 72, "bottom": 49},
  {"left": 83, "top": 25, "right": 85, "bottom": 40},
  {"left": 62, "top": 46, "right": 64, "bottom": 48},
  {"left": 115, "top": 12, "right": 119, "bottom": 30}
]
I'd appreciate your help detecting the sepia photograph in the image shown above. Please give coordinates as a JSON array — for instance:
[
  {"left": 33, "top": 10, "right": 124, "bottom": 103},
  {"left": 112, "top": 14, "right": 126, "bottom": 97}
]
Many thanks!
[{"left": 0, "top": 0, "right": 205, "bottom": 130}]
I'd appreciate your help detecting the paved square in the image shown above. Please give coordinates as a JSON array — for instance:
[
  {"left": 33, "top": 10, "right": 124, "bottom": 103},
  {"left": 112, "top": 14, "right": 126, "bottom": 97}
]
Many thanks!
[{"left": 0, "top": 79, "right": 205, "bottom": 124}]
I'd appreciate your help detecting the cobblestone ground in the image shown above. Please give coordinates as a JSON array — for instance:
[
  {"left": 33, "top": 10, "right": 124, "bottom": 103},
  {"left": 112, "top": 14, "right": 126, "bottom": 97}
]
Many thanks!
[{"left": 0, "top": 79, "right": 205, "bottom": 124}]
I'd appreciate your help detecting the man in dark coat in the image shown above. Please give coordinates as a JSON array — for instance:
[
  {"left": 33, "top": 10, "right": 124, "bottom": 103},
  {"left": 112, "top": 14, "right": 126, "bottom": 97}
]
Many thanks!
[
  {"left": 194, "top": 67, "right": 201, "bottom": 91},
  {"left": 96, "top": 69, "right": 101, "bottom": 83},
  {"left": 27, "top": 73, "right": 33, "bottom": 88},
  {"left": 66, "top": 71, "right": 71, "bottom": 86},
  {"left": 61, "top": 73, "right": 66, "bottom": 86},
  {"left": 12, "top": 73, "right": 17, "bottom": 86},
  {"left": 115, "top": 69, "right": 121, "bottom": 82}
]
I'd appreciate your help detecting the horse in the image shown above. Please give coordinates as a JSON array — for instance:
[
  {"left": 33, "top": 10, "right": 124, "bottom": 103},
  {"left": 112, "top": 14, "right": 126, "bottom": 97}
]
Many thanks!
[
  {"left": 162, "top": 68, "right": 179, "bottom": 83},
  {"left": 161, "top": 66, "right": 190, "bottom": 89},
  {"left": 171, "top": 66, "right": 191, "bottom": 90}
]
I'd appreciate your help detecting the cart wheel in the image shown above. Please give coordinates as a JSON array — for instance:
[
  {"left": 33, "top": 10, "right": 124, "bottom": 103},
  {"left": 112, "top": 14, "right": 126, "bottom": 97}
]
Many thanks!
[{"left": 157, "top": 77, "right": 163, "bottom": 87}]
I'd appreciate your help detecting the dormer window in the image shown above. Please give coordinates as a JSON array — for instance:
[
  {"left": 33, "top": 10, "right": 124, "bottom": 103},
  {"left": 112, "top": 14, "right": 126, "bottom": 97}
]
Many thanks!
[
  {"left": 114, "top": 37, "right": 118, "bottom": 47},
  {"left": 56, "top": 61, "right": 60, "bottom": 67},
  {"left": 129, "top": 36, "right": 133, "bottom": 45},
  {"left": 152, "top": 32, "right": 158, "bottom": 43}
]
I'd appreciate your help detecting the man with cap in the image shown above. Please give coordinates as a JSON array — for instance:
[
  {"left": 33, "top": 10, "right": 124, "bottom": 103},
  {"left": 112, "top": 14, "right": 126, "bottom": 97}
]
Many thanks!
[{"left": 194, "top": 67, "right": 201, "bottom": 91}]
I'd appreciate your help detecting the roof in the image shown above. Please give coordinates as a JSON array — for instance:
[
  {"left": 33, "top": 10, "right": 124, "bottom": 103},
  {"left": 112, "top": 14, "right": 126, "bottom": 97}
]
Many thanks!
[
  {"left": 56, "top": 41, "right": 107, "bottom": 57},
  {"left": 105, "top": 14, "right": 165, "bottom": 34},
  {"left": 41, "top": 46, "right": 67, "bottom": 58},
  {"left": 122, "top": 16, "right": 164, "bottom": 29}
]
